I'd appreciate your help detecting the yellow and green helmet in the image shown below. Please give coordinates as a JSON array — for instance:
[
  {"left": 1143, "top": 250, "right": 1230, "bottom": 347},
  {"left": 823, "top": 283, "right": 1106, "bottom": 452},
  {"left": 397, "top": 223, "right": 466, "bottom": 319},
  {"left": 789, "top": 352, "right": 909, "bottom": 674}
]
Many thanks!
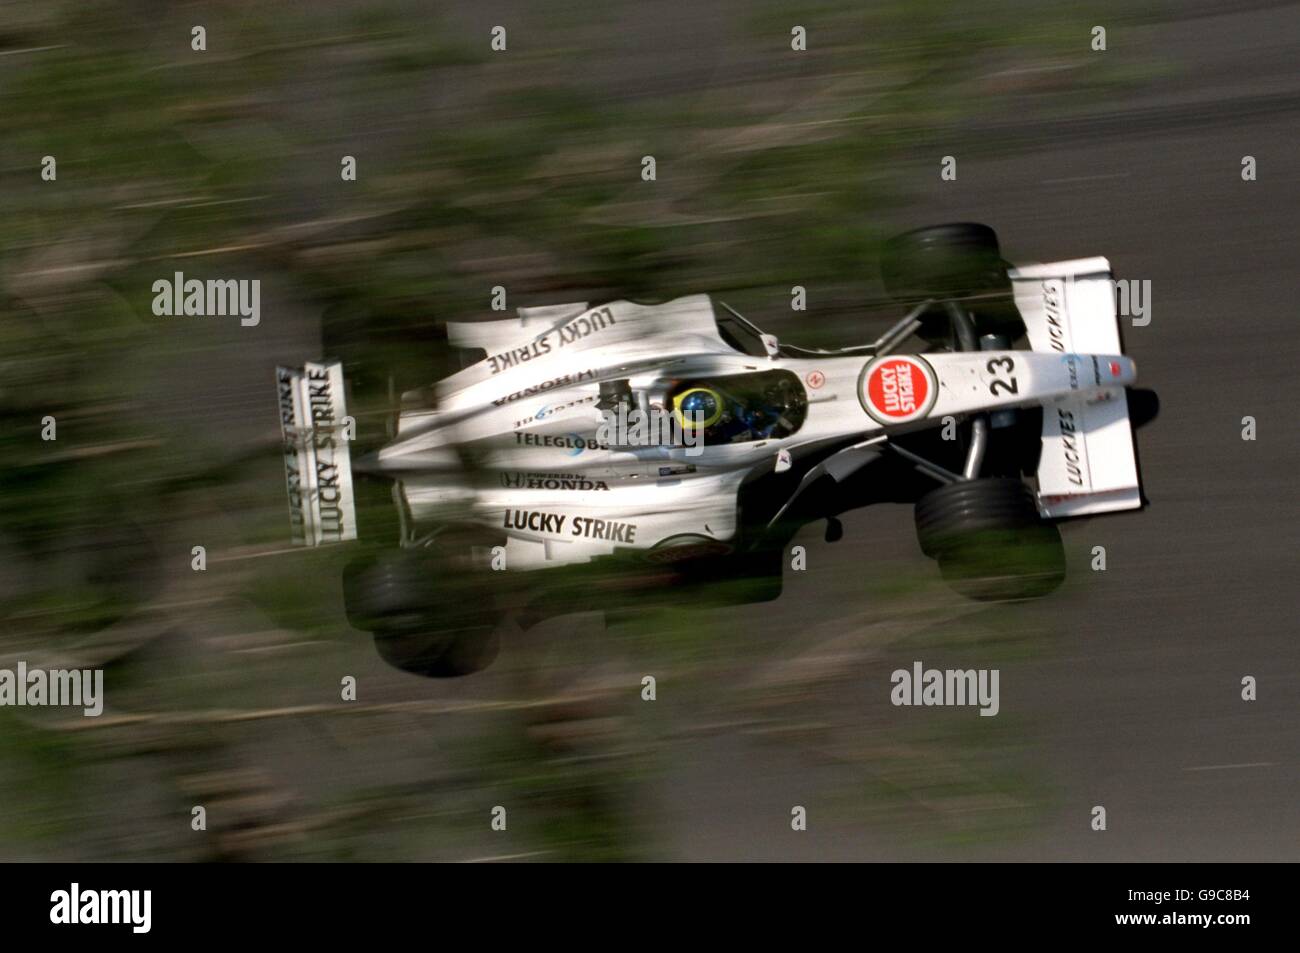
[{"left": 672, "top": 386, "right": 724, "bottom": 430}]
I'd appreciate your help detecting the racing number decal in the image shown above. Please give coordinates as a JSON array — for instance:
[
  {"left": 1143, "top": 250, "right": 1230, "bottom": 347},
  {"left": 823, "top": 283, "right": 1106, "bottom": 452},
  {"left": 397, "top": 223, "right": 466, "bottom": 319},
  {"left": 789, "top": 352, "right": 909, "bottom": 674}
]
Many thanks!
[{"left": 986, "top": 356, "right": 1018, "bottom": 397}]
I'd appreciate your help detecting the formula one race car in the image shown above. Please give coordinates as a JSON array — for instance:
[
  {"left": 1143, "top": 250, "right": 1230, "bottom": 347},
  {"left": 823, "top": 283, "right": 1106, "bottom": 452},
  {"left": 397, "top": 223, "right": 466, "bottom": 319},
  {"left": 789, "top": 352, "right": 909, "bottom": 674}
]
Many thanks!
[{"left": 277, "top": 224, "right": 1145, "bottom": 676}]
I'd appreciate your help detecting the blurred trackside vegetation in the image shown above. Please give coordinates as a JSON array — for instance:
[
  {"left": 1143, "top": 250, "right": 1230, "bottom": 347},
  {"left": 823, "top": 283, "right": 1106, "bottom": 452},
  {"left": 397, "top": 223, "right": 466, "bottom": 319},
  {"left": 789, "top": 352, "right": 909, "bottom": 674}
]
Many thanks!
[{"left": 0, "top": 0, "right": 1132, "bottom": 859}]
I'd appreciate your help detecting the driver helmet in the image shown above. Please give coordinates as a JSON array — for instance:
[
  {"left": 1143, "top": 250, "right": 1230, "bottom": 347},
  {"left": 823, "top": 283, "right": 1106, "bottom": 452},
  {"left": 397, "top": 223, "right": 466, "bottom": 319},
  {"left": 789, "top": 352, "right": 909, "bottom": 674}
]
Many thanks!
[{"left": 672, "top": 386, "right": 725, "bottom": 431}]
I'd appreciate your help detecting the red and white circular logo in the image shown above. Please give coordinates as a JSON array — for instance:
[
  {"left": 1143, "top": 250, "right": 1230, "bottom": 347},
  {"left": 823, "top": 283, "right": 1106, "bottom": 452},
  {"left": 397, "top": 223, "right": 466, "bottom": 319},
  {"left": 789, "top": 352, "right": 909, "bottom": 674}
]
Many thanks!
[
  {"left": 858, "top": 355, "right": 937, "bottom": 425},
  {"left": 805, "top": 370, "right": 826, "bottom": 390}
]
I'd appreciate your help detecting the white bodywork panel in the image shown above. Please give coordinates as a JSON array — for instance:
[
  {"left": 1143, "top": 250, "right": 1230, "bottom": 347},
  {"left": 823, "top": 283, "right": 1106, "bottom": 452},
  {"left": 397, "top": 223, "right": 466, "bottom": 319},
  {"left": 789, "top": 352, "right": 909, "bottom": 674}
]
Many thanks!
[
  {"left": 1010, "top": 258, "right": 1143, "bottom": 518},
  {"left": 445, "top": 302, "right": 589, "bottom": 353}
]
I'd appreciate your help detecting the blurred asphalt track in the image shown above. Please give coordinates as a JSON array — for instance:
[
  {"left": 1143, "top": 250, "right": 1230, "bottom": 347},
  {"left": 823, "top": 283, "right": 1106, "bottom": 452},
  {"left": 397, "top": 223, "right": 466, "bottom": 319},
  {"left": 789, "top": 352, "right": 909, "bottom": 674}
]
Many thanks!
[
  {"left": 5, "top": 1, "right": 1297, "bottom": 860},
  {"left": 641, "top": 0, "right": 1300, "bottom": 860}
]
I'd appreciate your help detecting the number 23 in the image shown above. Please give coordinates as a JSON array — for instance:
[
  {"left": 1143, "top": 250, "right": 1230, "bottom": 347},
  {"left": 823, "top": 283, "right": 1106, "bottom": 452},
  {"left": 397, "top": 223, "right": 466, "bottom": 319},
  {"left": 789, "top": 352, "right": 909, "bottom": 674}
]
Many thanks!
[{"left": 986, "top": 357, "right": 1018, "bottom": 396}]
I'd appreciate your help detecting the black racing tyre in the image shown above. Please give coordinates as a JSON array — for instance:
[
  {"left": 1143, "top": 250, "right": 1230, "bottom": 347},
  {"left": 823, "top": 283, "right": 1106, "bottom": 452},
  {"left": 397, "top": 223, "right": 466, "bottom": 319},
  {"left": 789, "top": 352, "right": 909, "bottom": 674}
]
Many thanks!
[
  {"left": 374, "top": 625, "right": 501, "bottom": 678},
  {"left": 343, "top": 549, "right": 443, "bottom": 633},
  {"left": 914, "top": 477, "right": 1040, "bottom": 558},
  {"left": 880, "top": 223, "right": 1006, "bottom": 302},
  {"left": 914, "top": 478, "right": 1065, "bottom": 601},
  {"left": 345, "top": 548, "right": 504, "bottom": 675},
  {"left": 935, "top": 525, "right": 1065, "bottom": 602},
  {"left": 344, "top": 547, "right": 499, "bottom": 627}
]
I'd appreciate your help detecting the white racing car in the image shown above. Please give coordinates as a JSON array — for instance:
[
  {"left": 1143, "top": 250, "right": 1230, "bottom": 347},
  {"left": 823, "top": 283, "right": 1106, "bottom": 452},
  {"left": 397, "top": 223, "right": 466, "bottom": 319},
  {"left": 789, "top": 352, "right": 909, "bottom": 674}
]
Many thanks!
[{"left": 277, "top": 224, "right": 1146, "bottom": 676}]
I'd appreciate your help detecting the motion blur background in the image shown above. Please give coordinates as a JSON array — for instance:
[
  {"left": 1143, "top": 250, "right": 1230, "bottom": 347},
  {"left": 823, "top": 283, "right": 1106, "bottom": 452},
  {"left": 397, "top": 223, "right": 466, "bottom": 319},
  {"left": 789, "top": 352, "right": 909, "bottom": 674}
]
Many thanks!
[{"left": 1, "top": 0, "right": 1296, "bottom": 860}]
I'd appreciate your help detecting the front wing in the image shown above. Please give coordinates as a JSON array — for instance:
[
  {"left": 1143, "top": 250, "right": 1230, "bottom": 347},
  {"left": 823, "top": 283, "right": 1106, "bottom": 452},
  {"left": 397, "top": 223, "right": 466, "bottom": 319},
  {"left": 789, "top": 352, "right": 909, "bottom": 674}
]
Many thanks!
[{"left": 1011, "top": 257, "right": 1143, "bottom": 518}]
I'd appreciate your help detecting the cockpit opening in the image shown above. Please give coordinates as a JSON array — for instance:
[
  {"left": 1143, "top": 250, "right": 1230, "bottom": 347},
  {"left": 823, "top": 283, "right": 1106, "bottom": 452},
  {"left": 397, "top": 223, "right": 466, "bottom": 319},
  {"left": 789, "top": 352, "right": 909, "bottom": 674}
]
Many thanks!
[{"left": 667, "top": 369, "right": 808, "bottom": 445}]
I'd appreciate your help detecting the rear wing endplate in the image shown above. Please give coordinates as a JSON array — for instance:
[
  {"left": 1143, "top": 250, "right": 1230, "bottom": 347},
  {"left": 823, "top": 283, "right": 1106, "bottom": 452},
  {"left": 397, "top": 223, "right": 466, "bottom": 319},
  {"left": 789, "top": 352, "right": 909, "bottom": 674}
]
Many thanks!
[{"left": 275, "top": 362, "right": 358, "bottom": 545}]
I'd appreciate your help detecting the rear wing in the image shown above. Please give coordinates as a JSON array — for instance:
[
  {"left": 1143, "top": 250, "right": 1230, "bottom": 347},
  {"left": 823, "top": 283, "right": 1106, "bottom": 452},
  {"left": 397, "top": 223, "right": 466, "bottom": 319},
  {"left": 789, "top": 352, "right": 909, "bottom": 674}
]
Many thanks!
[
  {"left": 1009, "top": 258, "right": 1143, "bottom": 519},
  {"left": 275, "top": 362, "right": 358, "bottom": 545}
]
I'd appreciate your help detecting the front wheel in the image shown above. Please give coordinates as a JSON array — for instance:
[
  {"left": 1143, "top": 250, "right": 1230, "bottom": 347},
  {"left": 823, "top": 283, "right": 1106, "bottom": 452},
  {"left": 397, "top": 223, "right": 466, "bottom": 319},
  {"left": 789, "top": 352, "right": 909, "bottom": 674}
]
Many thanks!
[
  {"left": 880, "top": 223, "right": 1006, "bottom": 302},
  {"left": 879, "top": 223, "right": 1022, "bottom": 341},
  {"left": 914, "top": 477, "right": 1065, "bottom": 601}
]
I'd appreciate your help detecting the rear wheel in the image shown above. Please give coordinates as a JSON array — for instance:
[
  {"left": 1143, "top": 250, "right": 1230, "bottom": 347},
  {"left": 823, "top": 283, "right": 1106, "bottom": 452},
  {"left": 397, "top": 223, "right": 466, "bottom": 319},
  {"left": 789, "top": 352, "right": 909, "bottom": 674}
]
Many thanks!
[
  {"left": 344, "top": 548, "right": 504, "bottom": 676},
  {"left": 914, "top": 477, "right": 1064, "bottom": 601},
  {"left": 343, "top": 549, "right": 440, "bottom": 633},
  {"left": 374, "top": 625, "right": 500, "bottom": 678}
]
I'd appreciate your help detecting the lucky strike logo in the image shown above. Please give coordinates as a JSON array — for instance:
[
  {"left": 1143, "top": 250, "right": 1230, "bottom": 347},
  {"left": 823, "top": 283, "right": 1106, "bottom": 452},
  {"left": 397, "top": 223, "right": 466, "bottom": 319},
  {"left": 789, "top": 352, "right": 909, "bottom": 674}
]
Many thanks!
[{"left": 859, "top": 355, "right": 936, "bottom": 424}]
